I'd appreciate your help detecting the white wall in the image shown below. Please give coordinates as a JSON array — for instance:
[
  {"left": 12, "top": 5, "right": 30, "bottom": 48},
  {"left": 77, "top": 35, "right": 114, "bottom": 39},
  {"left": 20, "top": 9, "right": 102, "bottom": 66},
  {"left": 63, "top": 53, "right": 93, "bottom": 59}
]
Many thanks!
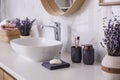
[
  {"left": 0, "top": 0, "right": 6, "bottom": 21},
  {"left": 4, "top": 0, "right": 120, "bottom": 62}
]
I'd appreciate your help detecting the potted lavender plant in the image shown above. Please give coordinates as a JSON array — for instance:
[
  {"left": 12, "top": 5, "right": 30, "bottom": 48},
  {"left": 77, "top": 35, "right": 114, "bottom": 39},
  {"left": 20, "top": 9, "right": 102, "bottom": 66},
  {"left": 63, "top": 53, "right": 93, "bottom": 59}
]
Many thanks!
[
  {"left": 15, "top": 17, "right": 36, "bottom": 37},
  {"left": 101, "top": 14, "right": 120, "bottom": 80}
]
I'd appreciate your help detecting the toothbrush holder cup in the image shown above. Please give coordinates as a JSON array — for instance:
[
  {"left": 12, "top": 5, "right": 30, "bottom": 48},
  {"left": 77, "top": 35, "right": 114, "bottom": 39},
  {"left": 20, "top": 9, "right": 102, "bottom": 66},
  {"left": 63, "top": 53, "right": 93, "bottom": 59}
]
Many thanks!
[{"left": 71, "top": 46, "right": 82, "bottom": 63}]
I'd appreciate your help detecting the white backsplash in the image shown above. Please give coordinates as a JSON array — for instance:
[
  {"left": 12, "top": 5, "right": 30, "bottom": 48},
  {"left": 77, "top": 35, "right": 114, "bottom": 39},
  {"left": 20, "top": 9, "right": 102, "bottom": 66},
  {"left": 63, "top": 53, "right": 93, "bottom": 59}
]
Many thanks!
[{"left": 3, "top": 0, "right": 120, "bottom": 62}]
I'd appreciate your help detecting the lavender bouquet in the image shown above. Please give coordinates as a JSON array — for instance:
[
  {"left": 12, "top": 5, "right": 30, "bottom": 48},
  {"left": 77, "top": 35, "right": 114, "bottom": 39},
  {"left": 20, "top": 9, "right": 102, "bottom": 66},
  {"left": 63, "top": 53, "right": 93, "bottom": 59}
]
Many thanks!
[
  {"left": 102, "top": 15, "right": 120, "bottom": 56},
  {"left": 15, "top": 17, "right": 36, "bottom": 36}
]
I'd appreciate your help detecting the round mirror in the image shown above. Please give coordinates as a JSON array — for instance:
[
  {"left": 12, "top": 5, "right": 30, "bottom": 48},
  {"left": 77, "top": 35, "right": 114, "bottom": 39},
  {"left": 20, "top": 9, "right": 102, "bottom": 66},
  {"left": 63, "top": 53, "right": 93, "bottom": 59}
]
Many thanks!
[{"left": 41, "top": 0, "right": 85, "bottom": 16}]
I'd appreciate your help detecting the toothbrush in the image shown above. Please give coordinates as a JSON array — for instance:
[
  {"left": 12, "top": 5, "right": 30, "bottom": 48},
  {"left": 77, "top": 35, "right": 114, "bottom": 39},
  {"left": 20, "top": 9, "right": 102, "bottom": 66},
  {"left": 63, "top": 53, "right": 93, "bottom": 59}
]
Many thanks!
[
  {"left": 75, "top": 37, "right": 77, "bottom": 48},
  {"left": 76, "top": 36, "right": 80, "bottom": 48}
]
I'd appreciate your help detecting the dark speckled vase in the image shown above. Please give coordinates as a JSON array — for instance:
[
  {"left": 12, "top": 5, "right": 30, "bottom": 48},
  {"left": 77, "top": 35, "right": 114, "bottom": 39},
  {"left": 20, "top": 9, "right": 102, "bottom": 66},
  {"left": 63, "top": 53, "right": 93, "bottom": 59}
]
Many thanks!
[{"left": 83, "top": 44, "right": 94, "bottom": 65}]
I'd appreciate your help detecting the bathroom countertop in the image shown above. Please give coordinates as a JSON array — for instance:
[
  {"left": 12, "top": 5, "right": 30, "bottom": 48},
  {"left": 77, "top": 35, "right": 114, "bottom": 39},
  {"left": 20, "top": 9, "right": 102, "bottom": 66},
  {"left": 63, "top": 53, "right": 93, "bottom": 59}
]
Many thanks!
[{"left": 0, "top": 42, "right": 103, "bottom": 80}]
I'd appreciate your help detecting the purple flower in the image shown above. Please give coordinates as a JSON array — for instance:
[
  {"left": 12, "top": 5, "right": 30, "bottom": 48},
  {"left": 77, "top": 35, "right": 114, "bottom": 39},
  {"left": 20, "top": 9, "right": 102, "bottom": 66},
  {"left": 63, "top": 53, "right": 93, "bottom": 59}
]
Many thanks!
[
  {"left": 102, "top": 14, "right": 120, "bottom": 56},
  {"left": 15, "top": 17, "right": 36, "bottom": 36}
]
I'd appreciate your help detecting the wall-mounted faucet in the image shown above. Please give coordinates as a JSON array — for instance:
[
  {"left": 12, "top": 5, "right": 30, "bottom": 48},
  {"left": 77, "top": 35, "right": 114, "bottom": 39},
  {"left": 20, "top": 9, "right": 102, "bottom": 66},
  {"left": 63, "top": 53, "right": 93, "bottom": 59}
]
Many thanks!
[{"left": 42, "top": 22, "right": 61, "bottom": 41}]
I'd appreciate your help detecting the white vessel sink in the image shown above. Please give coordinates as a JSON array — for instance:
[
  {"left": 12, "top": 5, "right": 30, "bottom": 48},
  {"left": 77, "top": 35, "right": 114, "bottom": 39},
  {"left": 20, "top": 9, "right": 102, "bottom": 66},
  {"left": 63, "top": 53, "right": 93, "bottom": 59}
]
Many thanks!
[{"left": 10, "top": 37, "right": 62, "bottom": 62}]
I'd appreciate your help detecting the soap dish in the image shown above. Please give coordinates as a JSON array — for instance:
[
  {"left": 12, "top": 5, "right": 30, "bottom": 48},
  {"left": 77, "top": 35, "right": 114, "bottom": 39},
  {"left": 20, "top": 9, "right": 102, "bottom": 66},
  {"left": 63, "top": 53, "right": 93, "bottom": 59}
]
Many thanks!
[{"left": 42, "top": 60, "right": 70, "bottom": 70}]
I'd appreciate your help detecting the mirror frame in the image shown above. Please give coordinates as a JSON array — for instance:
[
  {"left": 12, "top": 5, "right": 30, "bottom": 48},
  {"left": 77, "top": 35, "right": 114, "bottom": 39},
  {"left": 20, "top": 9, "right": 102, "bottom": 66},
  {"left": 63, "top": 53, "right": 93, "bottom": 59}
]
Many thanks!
[
  {"left": 41, "top": 0, "right": 85, "bottom": 16},
  {"left": 99, "top": 0, "right": 120, "bottom": 6}
]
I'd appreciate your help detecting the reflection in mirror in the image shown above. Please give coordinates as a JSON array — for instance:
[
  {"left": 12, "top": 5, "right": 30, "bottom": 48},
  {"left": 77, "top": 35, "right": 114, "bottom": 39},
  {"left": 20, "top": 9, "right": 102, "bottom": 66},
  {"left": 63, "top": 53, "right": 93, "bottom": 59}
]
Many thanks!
[
  {"left": 55, "top": 0, "right": 75, "bottom": 12},
  {"left": 41, "top": 0, "right": 85, "bottom": 16}
]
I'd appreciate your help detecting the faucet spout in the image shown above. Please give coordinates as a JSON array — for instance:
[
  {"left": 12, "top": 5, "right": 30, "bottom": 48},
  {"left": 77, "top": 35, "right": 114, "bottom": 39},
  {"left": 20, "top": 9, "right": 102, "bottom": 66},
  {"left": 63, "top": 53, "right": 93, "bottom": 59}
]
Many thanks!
[{"left": 42, "top": 22, "right": 61, "bottom": 41}]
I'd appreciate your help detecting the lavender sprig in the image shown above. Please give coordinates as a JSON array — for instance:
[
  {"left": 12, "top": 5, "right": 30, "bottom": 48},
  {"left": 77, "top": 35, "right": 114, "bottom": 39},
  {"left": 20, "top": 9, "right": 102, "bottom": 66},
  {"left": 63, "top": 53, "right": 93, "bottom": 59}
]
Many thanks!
[
  {"left": 102, "top": 14, "right": 120, "bottom": 56},
  {"left": 15, "top": 17, "right": 36, "bottom": 36}
]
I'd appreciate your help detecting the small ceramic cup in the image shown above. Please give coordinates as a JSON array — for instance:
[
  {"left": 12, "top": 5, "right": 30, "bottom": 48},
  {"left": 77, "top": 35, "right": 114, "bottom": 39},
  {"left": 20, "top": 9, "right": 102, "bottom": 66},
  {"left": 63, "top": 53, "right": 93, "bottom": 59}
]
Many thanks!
[{"left": 71, "top": 46, "right": 82, "bottom": 63}]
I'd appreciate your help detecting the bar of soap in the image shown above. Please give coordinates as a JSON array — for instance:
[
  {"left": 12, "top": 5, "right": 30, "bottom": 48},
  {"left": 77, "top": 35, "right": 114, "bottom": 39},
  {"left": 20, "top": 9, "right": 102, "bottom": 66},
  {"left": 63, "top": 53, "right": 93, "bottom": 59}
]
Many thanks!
[{"left": 49, "top": 59, "right": 62, "bottom": 64}]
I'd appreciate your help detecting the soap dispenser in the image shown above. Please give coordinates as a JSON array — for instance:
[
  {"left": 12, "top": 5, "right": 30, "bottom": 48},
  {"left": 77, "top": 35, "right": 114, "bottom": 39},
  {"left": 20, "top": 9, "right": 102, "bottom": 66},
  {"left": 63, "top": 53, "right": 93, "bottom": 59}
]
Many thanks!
[{"left": 83, "top": 44, "right": 94, "bottom": 65}]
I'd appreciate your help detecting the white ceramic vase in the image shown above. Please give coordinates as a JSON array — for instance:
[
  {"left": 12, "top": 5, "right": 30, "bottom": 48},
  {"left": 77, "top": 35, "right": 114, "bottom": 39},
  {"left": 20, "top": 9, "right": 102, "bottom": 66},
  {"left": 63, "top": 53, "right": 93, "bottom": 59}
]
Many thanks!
[{"left": 101, "top": 54, "right": 120, "bottom": 80}]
